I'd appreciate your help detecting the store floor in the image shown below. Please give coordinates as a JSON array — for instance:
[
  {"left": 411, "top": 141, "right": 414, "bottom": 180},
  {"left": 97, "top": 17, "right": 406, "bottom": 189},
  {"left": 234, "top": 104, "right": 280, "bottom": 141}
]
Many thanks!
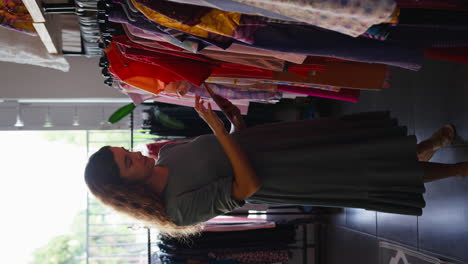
[{"left": 322, "top": 58, "right": 468, "bottom": 264}]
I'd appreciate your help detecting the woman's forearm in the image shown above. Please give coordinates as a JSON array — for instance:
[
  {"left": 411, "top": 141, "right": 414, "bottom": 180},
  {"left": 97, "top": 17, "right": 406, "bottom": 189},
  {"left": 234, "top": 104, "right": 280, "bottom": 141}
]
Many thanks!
[{"left": 213, "top": 129, "right": 262, "bottom": 200}]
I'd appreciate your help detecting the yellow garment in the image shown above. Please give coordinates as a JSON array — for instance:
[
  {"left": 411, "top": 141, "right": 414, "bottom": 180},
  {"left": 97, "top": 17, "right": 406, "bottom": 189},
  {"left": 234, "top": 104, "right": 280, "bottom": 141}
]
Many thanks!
[
  {"left": 0, "top": 10, "right": 36, "bottom": 34},
  {"left": 131, "top": 0, "right": 241, "bottom": 38},
  {"left": 132, "top": 0, "right": 209, "bottom": 38},
  {"left": 197, "top": 9, "right": 241, "bottom": 37},
  {"left": 383, "top": 7, "right": 400, "bottom": 24}
]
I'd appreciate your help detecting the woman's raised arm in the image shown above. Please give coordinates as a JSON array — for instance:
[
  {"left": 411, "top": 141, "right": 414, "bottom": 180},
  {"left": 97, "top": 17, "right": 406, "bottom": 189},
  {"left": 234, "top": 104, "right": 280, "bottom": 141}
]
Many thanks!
[
  {"left": 194, "top": 95, "right": 261, "bottom": 200},
  {"left": 204, "top": 84, "right": 246, "bottom": 134}
]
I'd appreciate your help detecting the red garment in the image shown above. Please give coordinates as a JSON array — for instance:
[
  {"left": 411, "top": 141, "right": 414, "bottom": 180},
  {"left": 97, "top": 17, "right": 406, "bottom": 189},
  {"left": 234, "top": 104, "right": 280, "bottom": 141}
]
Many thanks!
[
  {"left": 425, "top": 47, "right": 468, "bottom": 64},
  {"left": 106, "top": 42, "right": 212, "bottom": 94},
  {"left": 147, "top": 140, "right": 179, "bottom": 159},
  {"left": 114, "top": 35, "right": 337, "bottom": 86},
  {"left": 278, "top": 85, "right": 360, "bottom": 103},
  {"left": 119, "top": 46, "right": 213, "bottom": 85},
  {"left": 119, "top": 34, "right": 331, "bottom": 78}
]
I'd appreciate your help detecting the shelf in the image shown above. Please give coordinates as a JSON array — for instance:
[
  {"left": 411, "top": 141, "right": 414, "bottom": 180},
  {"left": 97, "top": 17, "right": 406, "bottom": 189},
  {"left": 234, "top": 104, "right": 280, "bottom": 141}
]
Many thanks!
[{"left": 22, "top": 0, "right": 45, "bottom": 22}]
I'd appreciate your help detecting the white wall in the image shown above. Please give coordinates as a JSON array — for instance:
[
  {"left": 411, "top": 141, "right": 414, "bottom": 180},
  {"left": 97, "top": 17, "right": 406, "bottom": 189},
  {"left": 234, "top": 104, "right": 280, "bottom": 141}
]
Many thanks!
[
  {"left": 0, "top": 102, "right": 147, "bottom": 131},
  {"left": 0, "top": 56, "right": 125, "bottom": 99},
  {"left": 0, "top": 56, "right": 141, "bottom": 130}
]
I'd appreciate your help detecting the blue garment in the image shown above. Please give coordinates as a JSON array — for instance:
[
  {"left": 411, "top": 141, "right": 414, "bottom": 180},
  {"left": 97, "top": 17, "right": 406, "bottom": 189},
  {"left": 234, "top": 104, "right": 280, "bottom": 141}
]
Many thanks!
[
  {"left": 387, "top": 25, "right": 468, "bottom": 48},
  {"left": 246, "top": 23, "right": 424, "bottom": 71}
]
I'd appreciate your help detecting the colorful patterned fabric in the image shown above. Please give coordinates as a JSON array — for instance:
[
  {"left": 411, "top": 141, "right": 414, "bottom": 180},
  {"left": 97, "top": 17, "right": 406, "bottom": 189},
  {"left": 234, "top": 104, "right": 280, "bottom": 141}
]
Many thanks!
[
  {"left": 190, "top": 83, "right": 282, "bottom": 101},
  {"left": 362, "top": 24, "right": 393, "bottom": 41},
  {"left": 210, "top": 249, "right": 289, "bottom": 264},
  {"left": 112, "top": 0, "right": 233, "bottom": 49},
  {"left": 278, "top": 85, "right": 360, "bottom": 103},
  {"left": 132, "top": 0, "right": 264, "bottom": 44},
  {"left": 0, "top": 0, "right": 36, "bottom": 35},
  {"left": 163, "top": 80, "right": 282, "bottom": 101},
  {"left": 137, "top": 0, "right": 211, "bottom": 26},
  {"left": 229, "top": 0, "right": 397, "bottom": 37},
  {"left": 123, "top": 23, "right": 201, "bottom": 52}
]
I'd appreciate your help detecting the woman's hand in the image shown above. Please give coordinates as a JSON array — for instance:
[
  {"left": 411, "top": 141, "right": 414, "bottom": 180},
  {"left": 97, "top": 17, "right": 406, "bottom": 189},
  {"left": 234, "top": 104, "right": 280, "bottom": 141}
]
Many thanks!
[
  {"left": 196, "top": 93, "right": 261, "bottom": 201},
  {"left": 194, "top": 95, "right": 227, "bottom": 135},
  {"left": 204, "top": 85, "right": 246, "bottom": 133}
]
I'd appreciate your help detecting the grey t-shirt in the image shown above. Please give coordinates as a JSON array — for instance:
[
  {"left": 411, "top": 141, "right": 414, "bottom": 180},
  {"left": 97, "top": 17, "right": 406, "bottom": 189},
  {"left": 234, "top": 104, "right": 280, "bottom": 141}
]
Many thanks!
[{"left": 156, "top": 135, "right": 244, "bottom": 226}]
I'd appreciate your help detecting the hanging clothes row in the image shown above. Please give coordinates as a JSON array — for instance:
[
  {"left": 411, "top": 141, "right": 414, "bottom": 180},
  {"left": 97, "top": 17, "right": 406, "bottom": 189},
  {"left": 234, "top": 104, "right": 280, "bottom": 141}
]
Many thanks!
[
  {"left": 156, "top": 224, "right": 295, "bottom": 264},
  {"left": 95, "top": 0, "right": 468, "bottom": 109},
  {"left": 141, "top": 102, "right": 279, "bottom": 138}
]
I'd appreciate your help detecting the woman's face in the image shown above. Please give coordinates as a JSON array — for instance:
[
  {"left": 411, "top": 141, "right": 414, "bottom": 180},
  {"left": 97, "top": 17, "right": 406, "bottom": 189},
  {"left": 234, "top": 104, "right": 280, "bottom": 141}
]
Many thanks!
[{"left": 110, "top": 147, "right": 156, "bottom": 182}]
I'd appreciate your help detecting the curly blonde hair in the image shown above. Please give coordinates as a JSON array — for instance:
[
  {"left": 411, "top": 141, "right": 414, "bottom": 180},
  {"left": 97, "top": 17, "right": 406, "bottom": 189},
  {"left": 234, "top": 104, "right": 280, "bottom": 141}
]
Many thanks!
[{"left": 84, "top": 146, "right": 201, "bottom": 238}]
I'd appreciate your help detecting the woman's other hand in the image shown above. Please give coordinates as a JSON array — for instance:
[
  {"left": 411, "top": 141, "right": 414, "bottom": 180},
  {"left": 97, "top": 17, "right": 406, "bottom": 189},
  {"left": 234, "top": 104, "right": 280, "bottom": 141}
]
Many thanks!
[
  {"left": 194, "top": 95, "right": 227, "bottom": 135},
  {"left": 204, "top": 85, "right": 246, "bottom": 133}
]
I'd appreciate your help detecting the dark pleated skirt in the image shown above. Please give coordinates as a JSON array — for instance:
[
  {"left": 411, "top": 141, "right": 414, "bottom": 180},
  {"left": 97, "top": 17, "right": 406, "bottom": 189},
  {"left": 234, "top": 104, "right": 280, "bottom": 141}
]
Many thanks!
[{"left": 234, "top": 112, "right": 426, "bottom": 216}]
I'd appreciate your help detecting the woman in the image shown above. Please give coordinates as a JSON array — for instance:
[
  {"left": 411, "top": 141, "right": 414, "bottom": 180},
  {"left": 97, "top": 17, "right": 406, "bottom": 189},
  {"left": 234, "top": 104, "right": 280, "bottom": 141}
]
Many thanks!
[{"left": 85, "top": 88, "right": 462, "bottom": 237}]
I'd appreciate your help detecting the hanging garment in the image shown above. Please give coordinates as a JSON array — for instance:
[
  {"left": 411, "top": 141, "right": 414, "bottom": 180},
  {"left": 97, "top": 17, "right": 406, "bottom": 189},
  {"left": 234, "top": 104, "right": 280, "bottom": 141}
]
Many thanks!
[
  {"left": 211, "top": 61, "right": 389, "bottom": 91},
  {"left": 398, "top": 8, "right": 468, "bottom": 29},
  {"left": 159, "top": 224, "right": 295, "bottom": 249},
  {"left": 124, "top": 28, "right": 288, "bottom": 71},
  {"left": 387, "top": 25, "right": 468, "bottom": 48},
  {"left": 116, "top": 33, "right": 381, "bottom": 92},
  {"left": 131, "top": 0, "right": 264, "bottom": 44},
  {"left": 198, "top": 49, "right": 287, "bottom": 71},
  {"left": 142, "top": 104, "right": 230, "bottom": 137},
  {"left": 142, "top": 102, "right": 275, "bottom": 137},
  {"left": 211, "top": 249, "right": 289, "bottom": 264},
  {"left": 277, "top": 85, "right": 360, "bottom": 103},
  {"left": 137, "top": 0, "right": 212, "bottom": 26},
  {"left": 147, "top": 140, "right": 182, "bottom": 159},
  {"left": 125, "top": 26, "right": 305, "bottom": 69},
  {"left": 119, "top": 11, "right": 306, "bottom": 65},
  {"left": 188, "top": 83, "right": 282, "bottom": 101},
  {"left": 0, "top": 27, "right": 69, "bottom": 71},
  {"left": 106, "top": 41, "right": 214, "bottom": 94},
  {"left": 228, "top": 0, "right": 396, "bottom": 37},
  {"left": 205, "top": 44, "right": 307, "bottom": 65},
  {"left": 111, "top": 0, "right": 233, "bottom": 49},
  {"left": 118, "top": 36, "right": 305, "bottom": 81},
  {"left": 114, "top": 34, "right": 297, "bottom": 84},
  {"left": 247, "top": 23, "right": 424, "bottom": 71},
  {"left": 116, "top": 80, "right": 250, "bottom": 113},
  {"left": 130, "top": 0, "right": 238, "bottom": 44},
  {"left": 123, "top": 23, "right": 201, "bottom": 52},
  {"left": 425, "top": 46, "right": 468, "bottom": 64},
  {"left": 203, "top": 221, "right": 276, "bottom": 232},
  {"left": 207, "top": 76, "right": 342, "bottom": 92},
  {"left": 361, "top": 24, "right": 394, "bottom": 41},
  {"left": 205, "top": 77, "right": 278, "bottom": 91},
  {"left": 157, "top": 112, "right": 425, "bottom": 227},
  {"left": 396, "top": 0, "right": 468, "bottom": 11},
  {"left": 307, "top": 62, "right": 389, "bottom": 90},
  {"left": 113, "top": 34, "right": 217, "bottom": 64},
  {"left": 156, "top": 0, "right": 309, "bottom": 21},
  {"left": 0, "top": 0, "right": 36, "bottom": 35}
]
